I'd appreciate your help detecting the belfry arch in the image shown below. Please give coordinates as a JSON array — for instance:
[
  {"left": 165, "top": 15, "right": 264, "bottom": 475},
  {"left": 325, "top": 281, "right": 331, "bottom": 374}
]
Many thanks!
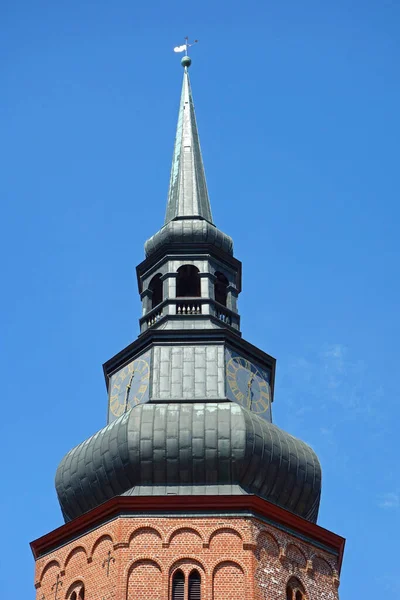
[{"left": 176, "top": 265, "right": 201, "bottom": 297}]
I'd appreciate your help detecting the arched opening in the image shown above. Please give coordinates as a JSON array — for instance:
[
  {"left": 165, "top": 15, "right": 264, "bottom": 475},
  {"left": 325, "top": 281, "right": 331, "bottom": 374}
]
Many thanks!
[
  {"left": 188, "top": 569, "right": 201, "bottom": 600},
  {"left": 286, "top": 577, "right": 306, "bottom": 600},
  {"left": 67, "top": 582, "right": 85, "bottom": 600},
  {"left": 214, "top": 271, "right": 228, "bottom": 306},
  {"left": 176, "top": 265, "right": 200, "bottom": 297},
  {"left": 172, "top": 569, "right": 185, "bottom": 600},
  {"left": 149, "top": 273, "right": 163, "bottom": 308}
]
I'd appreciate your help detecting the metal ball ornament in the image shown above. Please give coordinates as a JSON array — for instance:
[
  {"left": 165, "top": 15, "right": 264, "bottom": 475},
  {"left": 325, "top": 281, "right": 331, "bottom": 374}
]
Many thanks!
[{"left": 181, "top": 55, "right": 192, "bottom": 68}]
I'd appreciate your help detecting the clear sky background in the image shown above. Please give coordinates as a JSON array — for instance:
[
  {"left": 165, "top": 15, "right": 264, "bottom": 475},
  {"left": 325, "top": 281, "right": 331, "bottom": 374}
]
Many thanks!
[{"left": 1, "top": 1, "right": 399, "bottom": 597}]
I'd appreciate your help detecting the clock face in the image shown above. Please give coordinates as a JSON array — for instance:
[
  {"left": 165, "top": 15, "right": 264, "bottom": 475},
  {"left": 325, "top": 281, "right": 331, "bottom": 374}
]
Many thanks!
[
  {"left": 226, "top": 352, "right": 271, "bottom": 419},
  {"left": 108, "top": 352, "right": 150, "bottom": 422}
]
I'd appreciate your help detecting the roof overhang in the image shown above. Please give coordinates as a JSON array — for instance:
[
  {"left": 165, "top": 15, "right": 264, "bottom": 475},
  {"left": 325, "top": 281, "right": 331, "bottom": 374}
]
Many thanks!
[{"left": 30, "top": 494, "right": 345, "bottom": 572}]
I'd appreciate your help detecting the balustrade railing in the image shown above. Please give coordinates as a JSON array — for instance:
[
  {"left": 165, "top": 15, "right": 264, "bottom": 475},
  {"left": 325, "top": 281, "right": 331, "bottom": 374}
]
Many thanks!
[
  {"left": 141, "top": 298, "right": 238, "bottom": 331},
  {"left": 176, "top": 302, "right": 202, "bottom": 315},
  {"left": 215, "top": 308, "right": 232, "bottom": 325},
  {"left": 146, "top": 309, "right": 162, "bottom": 327}
]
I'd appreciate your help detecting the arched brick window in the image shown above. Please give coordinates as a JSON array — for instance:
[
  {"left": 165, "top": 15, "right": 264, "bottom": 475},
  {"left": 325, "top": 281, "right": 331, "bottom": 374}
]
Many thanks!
[
  {"left": 176, "top": 265, "right": 200, "bottom": 297},
  {"left": 67, "top": 583, "right": 85, "bottom": 600},
  {"left": 172, "top": 569, "right": 185, "bottom": 600},
  {"left": 188, "top": 569, "right": 201, "bottom": 600},
  {"left": 214, "top": 272, "right": 228, "bottom": 306},
  {"left": 149, "top": 273, "right": 163, "bottom": 308},
  {"left": 286, "top": 577, "right": 306, "bottom": 600}
]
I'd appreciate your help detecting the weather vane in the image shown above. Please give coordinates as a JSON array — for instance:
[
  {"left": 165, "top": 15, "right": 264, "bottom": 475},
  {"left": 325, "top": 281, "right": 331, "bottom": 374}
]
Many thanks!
[
  {"left": 173, "top": 37, "right": 198, "bottom": 67},
  {"left": 174, "top": 36, "right": 198, "bottom": 55}
]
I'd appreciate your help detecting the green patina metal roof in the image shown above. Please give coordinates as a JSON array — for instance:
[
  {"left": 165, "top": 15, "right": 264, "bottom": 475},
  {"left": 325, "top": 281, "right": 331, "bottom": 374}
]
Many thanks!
[
  {"left": 56, "top": 402, "right": 321, "bottom": 523},
  {"left": 164, "top": 65, "right": 213, "bottom": 224}
]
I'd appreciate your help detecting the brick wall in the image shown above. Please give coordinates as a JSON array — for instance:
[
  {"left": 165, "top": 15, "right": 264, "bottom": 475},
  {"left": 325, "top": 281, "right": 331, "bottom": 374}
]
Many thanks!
[{"left": 34, "top": 515, "right": 340, "bottom": 599}]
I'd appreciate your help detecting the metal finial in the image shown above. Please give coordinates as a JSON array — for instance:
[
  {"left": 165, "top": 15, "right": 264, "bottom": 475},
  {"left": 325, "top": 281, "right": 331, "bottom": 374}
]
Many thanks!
[{"left": 173, "top": 37, "right": 198, "bottom": 68}]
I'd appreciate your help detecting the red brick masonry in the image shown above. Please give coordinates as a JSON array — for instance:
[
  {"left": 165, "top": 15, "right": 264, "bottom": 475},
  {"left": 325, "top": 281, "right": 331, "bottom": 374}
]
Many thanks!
[{"left": 32, "top": 496, "right": 345, "bottom": 600}]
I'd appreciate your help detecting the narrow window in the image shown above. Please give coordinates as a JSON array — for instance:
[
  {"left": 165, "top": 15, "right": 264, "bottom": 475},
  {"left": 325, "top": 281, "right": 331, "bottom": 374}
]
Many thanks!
[
  {"left": 70, "top": 594, "right": 77, "bottom": 600},
  {"left": 286, "top": 577, "right": 305, "bottom": 600},
  {"left": 172, "top": 570, "right": 185, "bottom": 600},
  {"left": 149, "top": 273, "right": 163, "bottom": 309},
  {"left": 188, "top": 569, "right": 201, "bottom": 600},
  {"left": 78, "top": 588, "right": 85, "bottom": 600},
  {"left": 176, "top": 265, "right": 200, "bottom": 297},
  {"left": 214, "top": 271, "right": 228, "bottom": 306}
]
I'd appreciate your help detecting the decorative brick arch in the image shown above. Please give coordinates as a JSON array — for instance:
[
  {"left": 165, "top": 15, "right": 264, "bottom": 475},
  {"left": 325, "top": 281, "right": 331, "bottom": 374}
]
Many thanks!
[
  {"left": 38, "top": 559, "right": 61, "bottom": 584},
  {"left": 211, "top": 558, "right": 247, "bottom": 577},
  {"left": 169, "top": 557, "right": 206, "bottom": 577},
  {"left": 64, "top": 546, "right": 88, "bottom": 570},
  {"left": 207, "top": 527, "right": 243, "bottom": 549},
  {"left": 125, "top": 558, "right": 163, "bottom": 600},
  {"left": 312, "top": 555, "right": 334, "bottom": 577},
  {"left": 128, "top": 526, "right": 163, "bottom": 547},
  {"left": 89, "top": 534, "right": 113, "bottom": 560},
  {"left": 285, "top": 543, "right": 307, "bottom": 569},
  {"left": 123, "top": 555, "right": 164, "bottom": 581},
  {"left": 166, "top": 526, "right": 204, "bottom": 547},
  {"left": 256, "top": 529, "right": 280, "bottom": 558},
  {"left": 212, "top": 560, "right": 246, "bottom": 600},
  {"left": 64, "top": 579, "right": 85, "bottom": 600}
]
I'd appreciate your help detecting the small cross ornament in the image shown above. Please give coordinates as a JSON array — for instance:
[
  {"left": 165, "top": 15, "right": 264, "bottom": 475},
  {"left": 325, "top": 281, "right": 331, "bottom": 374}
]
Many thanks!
[
  {"left": 102, "top": 550, "right": 116, "bottom": 577},
  {"left": 51, "top": 574, "right": 63, "bottom": 600}
]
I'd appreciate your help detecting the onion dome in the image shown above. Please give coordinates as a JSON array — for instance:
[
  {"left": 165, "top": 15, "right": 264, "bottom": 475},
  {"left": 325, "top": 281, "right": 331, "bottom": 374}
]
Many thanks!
[
  {"left": 145, "top": 219, "right": 233, "bottom": 257},
  {"left": 56, "top": 403, "right": 321, "bottom": 523}
]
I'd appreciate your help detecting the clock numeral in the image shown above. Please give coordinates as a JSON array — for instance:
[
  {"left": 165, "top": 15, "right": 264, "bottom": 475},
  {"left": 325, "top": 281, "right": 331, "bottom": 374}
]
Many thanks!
[
  {"left": 138, "top": 384, "right": 147, "bottom": 394},
  {"left": 228, "top": 361, "right": 239, "bottom": 372},
  {"left": 257, "top": 395, "right": 270, "bottom": 412}
]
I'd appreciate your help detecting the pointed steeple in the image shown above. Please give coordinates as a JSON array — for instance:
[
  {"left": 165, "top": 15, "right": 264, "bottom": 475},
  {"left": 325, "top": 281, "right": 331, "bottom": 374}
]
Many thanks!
[{"left": 165, "top": 60, "right": 213, "bottom": 224}]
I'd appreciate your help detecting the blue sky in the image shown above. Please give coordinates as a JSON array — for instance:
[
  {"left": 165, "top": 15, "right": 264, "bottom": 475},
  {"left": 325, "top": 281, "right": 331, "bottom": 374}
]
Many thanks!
[{"left": 1, "top": 0, "right": 399, "bottom": 597}]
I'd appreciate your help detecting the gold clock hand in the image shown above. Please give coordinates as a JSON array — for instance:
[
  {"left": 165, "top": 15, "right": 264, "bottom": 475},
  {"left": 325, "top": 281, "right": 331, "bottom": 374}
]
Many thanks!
[
  {"left": 124, "top": 371, "right": 135, "bottom": 413},
  {"left": 247, "top": 373, "right": 255, "bottom": 408}
]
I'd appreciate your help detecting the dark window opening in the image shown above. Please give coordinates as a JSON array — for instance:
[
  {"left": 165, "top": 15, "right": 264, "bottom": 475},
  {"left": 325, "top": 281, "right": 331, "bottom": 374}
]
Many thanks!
[
  {"left": 176, "top": 265, "right": 200, "bottom": 297},
  {"left": 69, "top": 584, "right": 84, "bottom": 600},
  {"left": 286, "top": 577, "right": 305, "bottom": 600},
  {"left": 172, "top": 570, "right": 185, "bottom": 600},
  {"left": 149, "top": 273, "right": 163, "bottom": 308},
  {"left": 214, "top": 271, "right": 228, "bottom": 306},
  {"left": 188, "top": 569, "right": 201, "bottom": 600}
]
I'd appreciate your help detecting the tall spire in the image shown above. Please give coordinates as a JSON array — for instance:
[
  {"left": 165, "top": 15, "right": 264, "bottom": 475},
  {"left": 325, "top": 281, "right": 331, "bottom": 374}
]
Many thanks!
[{"left": 164, "top": 59, "right": 213, "bottom": 225}]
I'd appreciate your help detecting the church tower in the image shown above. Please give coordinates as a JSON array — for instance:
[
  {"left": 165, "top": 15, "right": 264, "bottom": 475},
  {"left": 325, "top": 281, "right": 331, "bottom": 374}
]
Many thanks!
[{"left": 31, "top": 52, "right": 345, "bottom": 600}]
